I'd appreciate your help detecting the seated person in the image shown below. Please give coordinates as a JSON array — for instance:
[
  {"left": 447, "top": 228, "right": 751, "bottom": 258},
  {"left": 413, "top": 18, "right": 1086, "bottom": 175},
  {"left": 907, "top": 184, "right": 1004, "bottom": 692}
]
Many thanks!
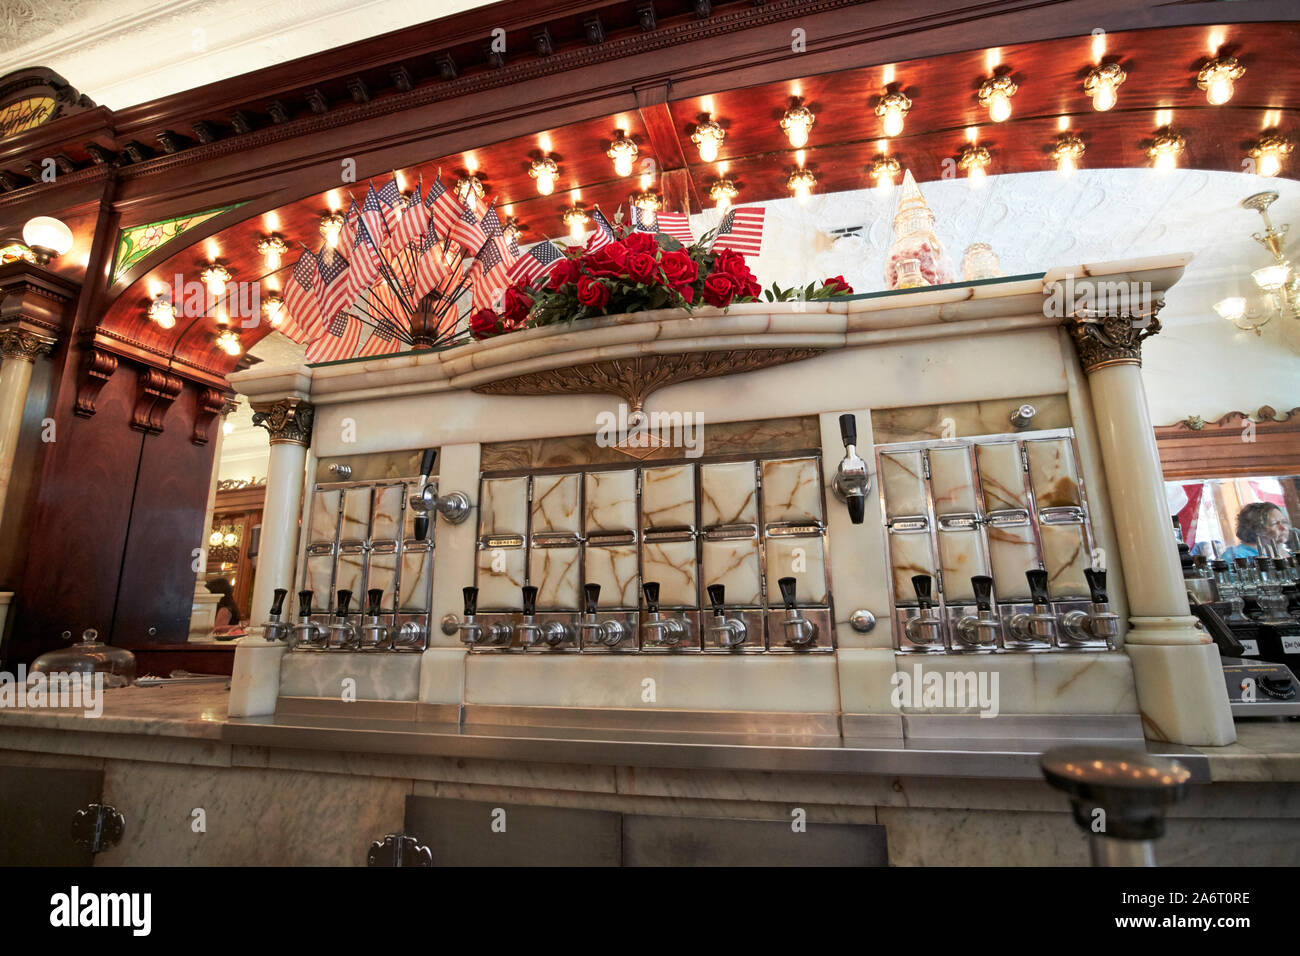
[
  {"left": 1220, "top": 502, "right": 1292, "bottom": 561},
  {"left": 205, "top": 577, "right": 244, "bottom": 632}
]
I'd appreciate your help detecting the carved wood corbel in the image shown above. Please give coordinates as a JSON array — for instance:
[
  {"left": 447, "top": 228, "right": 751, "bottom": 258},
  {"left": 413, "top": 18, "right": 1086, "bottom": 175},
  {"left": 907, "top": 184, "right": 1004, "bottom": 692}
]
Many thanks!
[
  {"left": 191, "top": 387, "right": 229, "bottom": 445},
  {"left": 130, "top": 367, "right": 184, "bottom": 434},
  {"left": 73, "top": 348, "right": 118, "bottom": 418}
]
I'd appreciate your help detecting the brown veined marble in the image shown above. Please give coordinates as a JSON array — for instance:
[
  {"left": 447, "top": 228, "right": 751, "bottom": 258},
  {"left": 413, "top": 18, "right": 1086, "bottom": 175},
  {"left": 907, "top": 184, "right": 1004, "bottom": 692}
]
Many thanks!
[
  {"left": 870, "top": 394, "right": 1070, "bottom": 444},
  {"left": 642, "top": 540, "right": 699, "bottom": 607},
  {"left": 987, "top": 523, "right": 1039, "bottom": 602},
  {"left": 584, "top": 470, "right": 637, "bottom": 532},
  {"left": 530, "top": 473, "right": 581, "bottom": 534},
  {"left": 475, "top": 546, "right": 526, "bottom": 610},
  {"left": 584, "top": 544, "right": 639, "bottom": 607},
  {"left": 1024, "top": 438, "right": 1081, "bottom": 509},
  {"left": 764, "top": 536, "right": 828, "bottom": 604},
  {"left": 479, "top": 477, "right": 530, "bottom": 537},
  {"left": 880, "top": 451, "right": 927, "bottom": 518},
  {"left": 1040, "top": 523, "right": 1090, "bottom": 599},
  {"left": 975, "top": 442, "right": 1029, "bottom": 513},
  {"left": 888, "top": 533, "right": 937, "bottom": 603},
  {"left": 937, "top": 530, "right": 990, "bottom": 603},
  {"left": 528, "top": 545, "right": 581, "bottom": 609},
  {"left": 701, "top": 538, "right": 763, "bottom": 606},
  {"left": 370, "top": 484, "right": 406, "bottom": 542},
  {"left": 642, "top": 465, "right": 696, "bottom": 529},
  {"left": 700, "top": 461, "right": 758, "bottom": 527},
  {"left": 761, "top": 457, "right": 823, "bottom": 525},
  {"left": 927, "top": 445, "right": 979, "bottom": 516}
]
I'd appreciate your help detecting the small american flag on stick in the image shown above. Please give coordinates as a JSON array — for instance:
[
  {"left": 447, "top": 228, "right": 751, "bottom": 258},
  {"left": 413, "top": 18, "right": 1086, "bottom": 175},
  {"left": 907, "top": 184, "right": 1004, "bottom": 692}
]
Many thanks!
[
  {"left": 712, "top": 206, "right": 765, "bottom": 257},
  {"left": 655, "top": 211, "right": 696, "bottom": 247},
  {"left": 506, "top": 239, "right": 565, "bottom": 287}
]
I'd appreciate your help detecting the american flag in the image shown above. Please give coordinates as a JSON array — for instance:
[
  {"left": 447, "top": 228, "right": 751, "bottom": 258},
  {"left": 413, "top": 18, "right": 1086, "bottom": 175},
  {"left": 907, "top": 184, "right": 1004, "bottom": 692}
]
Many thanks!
[
  {"left": 358, "top": 316, "right": 403, "bottom": 357},
  {"left": 305, "top": 308, "right": 360, "bottom": 363},
  {"left": 359, "top": 185, "right": 388, "bottom": 251},
  {"left": 377, "top": 177, "right": 404, "bottom": 239},
  {"left": 392, "top": 177, "right": 425, "bottom": 248},
  {"left": 587, "top": 207, "right": 617, "bottom": 251},
  {"left": 450, "top": 202, "right": 487, "bottom": 255},
  {"left": 315, "top": 244, "right": 357, "bottom": 321},
  {"left": 413, "top": 229, "right": 454, "bottom": 299},
  {"left": 471, "top": 236, "right": 507, "bottom": 310},
  {"left": 629, "top": 205, "right": 656, "bottom": 233},
  {"left": 282, "top": 250, "right": 321, "bottom": 340},
  {"left": 656, "top": 211, "right": 696, "bottom": 247},
  {"left": 426, "top": 174, "right": 462, "bottom": 240},
  {"left": 505, "top": 239, "right": 565, "bottom": 287},
  {"left": 351, "top": 217, "right": 384, "bottom": 291},
  {"left": 712, "top": 206, "right": 765, "bottom": 257}
]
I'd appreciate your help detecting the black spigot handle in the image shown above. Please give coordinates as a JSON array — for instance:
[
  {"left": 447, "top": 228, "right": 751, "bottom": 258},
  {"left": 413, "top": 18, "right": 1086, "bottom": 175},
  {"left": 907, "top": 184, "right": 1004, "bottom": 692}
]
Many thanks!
[
  {"left": 777, "top": 576, "right": 797, "bottom": 610},
  {"left": 462, "top": 586, "right": 478, "bottom": 616},
  {"left": 297, "top": 590, "right": 314, "bottom": 617},
  {"left": 1233, "top": 557, "right": 1250, "bottom": 571},
  {"left": 270, "top": 588, "right": 287, "bottom": 617},
  {"left": 336, "top": 590, "right": 352, "bottom": 615},
  {"left": 583, "top": 583, "right": 600, "bottom": 615},
  {"left": 1026, "top": 569, "right": 1050, "bottom": 605},
  {"left": 910, "top": 574, "right": 933, "bottom": 608},
  {"left": 522, "top": 585, "right": 537, "bottom": 616},
  {"left": 419, "top": 448, "right": 438, "bottom": 480},
  {"left": 706, "top": 584, "right": 726, "bottom": 614},
  {"left": 846, "top": 496, "right": 865, "bottom": 524},
  {"left": 366, "top": 588, "right": 383, "bottom": 616},
  {"left": 1083, "top": 568, "right": 1108, "bottom": 604},
  {"left": 971, "top": 575, "right": 993, "bottom": 611},
  {"left": 414, "top": 513, "right": 430, "bottom": 542},
  {"left": 642, "top": 582, "right": 660, "bottom": 614},
  {"left": 839, "top": 413, "right": 857, "bottom": 448}
]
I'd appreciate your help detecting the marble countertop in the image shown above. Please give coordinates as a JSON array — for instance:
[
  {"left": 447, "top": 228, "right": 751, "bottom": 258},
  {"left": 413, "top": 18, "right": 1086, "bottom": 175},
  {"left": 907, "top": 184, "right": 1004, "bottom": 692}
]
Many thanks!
[{"left": 0, "top": 683, "right": 1295, "bottom": 781}]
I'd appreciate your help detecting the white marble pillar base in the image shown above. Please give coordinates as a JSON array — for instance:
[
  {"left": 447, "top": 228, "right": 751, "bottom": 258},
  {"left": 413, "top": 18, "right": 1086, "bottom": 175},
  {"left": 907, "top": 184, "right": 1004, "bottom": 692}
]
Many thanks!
[
  {"left": 228, "top": 639, "right": 287, "bottom": 717},
  {"left": 188, "top": 589, "right": 221, "bottom": 642},
  {"left": 1126, "top": 638, "right": 1235, "bottom": 745}
]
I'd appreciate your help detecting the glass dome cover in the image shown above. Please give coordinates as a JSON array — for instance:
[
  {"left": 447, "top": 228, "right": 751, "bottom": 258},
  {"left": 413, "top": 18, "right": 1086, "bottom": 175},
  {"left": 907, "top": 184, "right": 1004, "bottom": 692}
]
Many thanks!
[{"left": 30, "top": 629, "right": 136, "bottom": 689}]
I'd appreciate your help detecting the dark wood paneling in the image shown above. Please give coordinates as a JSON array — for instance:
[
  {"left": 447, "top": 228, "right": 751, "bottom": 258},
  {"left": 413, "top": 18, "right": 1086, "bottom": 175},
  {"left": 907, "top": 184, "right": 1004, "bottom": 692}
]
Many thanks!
[{"left": 121, "top": 643, "right": 235, "bottom": 676}]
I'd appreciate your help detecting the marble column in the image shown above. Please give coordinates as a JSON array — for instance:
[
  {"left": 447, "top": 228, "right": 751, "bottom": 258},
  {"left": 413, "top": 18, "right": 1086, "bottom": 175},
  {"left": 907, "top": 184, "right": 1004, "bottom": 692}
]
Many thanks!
[
  {"left": 0, "top": 329, "right": 56, "bottom": 529},
  {"left": 1064, "top": 309, "right": 1235, "bottom": 745},
  {"left": 229, "top": 396, "right": 312, "bottom": 718}
]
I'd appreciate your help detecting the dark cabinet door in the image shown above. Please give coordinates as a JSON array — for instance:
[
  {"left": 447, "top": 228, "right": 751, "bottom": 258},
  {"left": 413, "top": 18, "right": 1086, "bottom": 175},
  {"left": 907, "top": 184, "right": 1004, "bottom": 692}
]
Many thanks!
[{"left": 0, "top": 764, "right": 104, "bottom": 866}]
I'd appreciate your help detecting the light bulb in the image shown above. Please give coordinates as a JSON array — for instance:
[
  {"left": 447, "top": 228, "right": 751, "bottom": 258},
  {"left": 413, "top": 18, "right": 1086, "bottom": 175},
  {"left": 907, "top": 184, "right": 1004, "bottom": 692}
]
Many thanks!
[
  {"left": 1250, "top": 134, "right": 1291, "bottom": 178},
  {"left": 958, "top": 145, "right": 990, "bottom": 188},
  {"left": 564, "top": 208, "right": 588, "bottom": 241},
  {"left": 607, "top": 133, "right": 637, "bottom": 177},
  {"left": 1147, "top": 131, "right": 1185, "bottom": 173},
  {"left": 1051, "top": 134, "right": 1085, "bottom": 179},
  {"left": 149, "top": 295, "right": 177, "bottom": 330},
  {"left": 869, "top": 157, "right": 900, "bottom": 196},
  {"left": 201, "top": 264, "right": 230, "bottom": 295},
  {"left": 209, "top": 531, "right": 223, "bottom": 547},
  {"left": 1198, "top": 56, "right": 1244, "bottom": 106},
  {"left": 875, "top": 92, "right": 911, "bottom": 138},
  {"left": 21, "top": 216, "right": 73, "bottom": 264},
  {"left": 1083, "top": 63, "right": 1125, "bottom": 112},
  {"left": 1258, "top": 150, "right": 1281, "bottom": 178},
  {"left": 264, "top": 295, "right": 284, "bottom": 326},
  {"left": 530, "top": 158, "right": 558, "bottom": 197},
  {"left": 692, "top": 118, "right": 725, "bottom": 164},
  {"left": 1252, "top": 264, "right": 1290, "bottom": 292},
  {"left": 780, "top": 104, "right": 815, "bottom": 149},
  {"left": 319, "top": 213, "right": 344, "bottom": 248},
  {"left": 1207, "top": 75, "right": 1232, "bottom": 105},
  {"left": 968, "top": 165, "right": 987, "bottom": 187},
  {"left": 978, "top": 75, "right": 1017, "bottom": 123},
  {"left": 1058, "top": 154, "right": 1076, "bottom": 177},
  {"left": 1214, "top": 297, "right": 1246, "bottom": 321},
  {"left": 709, "top": 179, "right": 737, "bottom": 210},
  {"left": 788, "top": 169, "right": 815, "bottom": 202},
  {"left": 216, "top": 328, "right": 242, "bottom": 356},
  {"left": 988, "top": 91, "right": 1011, "bottom": 122}
]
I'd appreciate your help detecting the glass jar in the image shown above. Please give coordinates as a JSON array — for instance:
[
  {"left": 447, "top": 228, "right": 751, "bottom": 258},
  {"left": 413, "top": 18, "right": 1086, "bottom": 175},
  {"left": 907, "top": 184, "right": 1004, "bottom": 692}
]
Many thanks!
[
  {"left": 29, "top": 629, "right": 136, "bottom": 689},
  {"left": 884, "top": 172, "right": 955, "bottom": 290},
  {"left": 961, "top": 242, "right": 1004, "bottom": 281}
]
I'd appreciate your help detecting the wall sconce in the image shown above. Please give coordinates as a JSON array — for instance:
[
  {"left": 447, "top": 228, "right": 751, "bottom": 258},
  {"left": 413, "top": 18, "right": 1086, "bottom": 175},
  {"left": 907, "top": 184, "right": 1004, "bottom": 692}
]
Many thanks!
[
  {"left": 874, "top": 91, "right": 911, "bottom": 137},
  {"left": 256, "top": 235, "right": 288, "bottom": 268},
  {"left": 958, "top": 145, "right": 991, "bottom": 186},
  {"left": 263, "top": 294, "right": 284, "bottom": 327},
  {"left": 201, "top": 263, "right": 230, "bottom": 294},
  {"left": 632, "top": 190, "right": 661, "bottom": 226},
  {"left": 780, "top": 101, "right": 815, "bottom": 148},
  {"left": 1050, "top": 133, "right": 1086, "bottom": 178},
  {"left": 692, "top": 116, "right": 725, "bottom": 163},
  {"left": 1147, "top": 129, "right": 1185, "bottom": 172},
  {"left": 870, "top": 156, "right": 900, "bottom": 195},
  {"left": 21, "top": 216, "right": 74, "bottom": 265},
  {"left": 149, "top": 294, "right": 177, "bottom": 330},
  {"left": 787, "top": 168, "right": 816, "bottom": 201},
  {"left": 529, "top": 157, "right": 558, "bottom": 196},
  {"left": 1249, "top": 133, "right": 1292, "bottom": 178},
  {"left": 1083, "top": 63, "right": 1125, "bottom": 112},
  {"left": 607, "top": 132, "right": 638, "bottom": 177},
  {"left": 1197, "top": 54, "right": 1244, "bottom": 106},
  {"left": 709, "top": 178, "right": 738, "bottom": 209},
  {"left": 456, "top": 174, "right": 485, "bottom": 204},
  {"left": 977, "top": 75, "right": 1017, "bottom": 123},
  {"left": 318, "top": 213, "right": 345, "bottom": 248},
  {"left": 563, "top": 205, "right": 589, "bottom": 241},
  {"left": 216, "top": 327, "right": 242, "bottom": 356}
]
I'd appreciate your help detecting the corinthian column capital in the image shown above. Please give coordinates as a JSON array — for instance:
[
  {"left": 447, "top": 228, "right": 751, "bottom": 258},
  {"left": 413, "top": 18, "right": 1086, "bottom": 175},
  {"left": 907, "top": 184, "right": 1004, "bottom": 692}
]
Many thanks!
[
  {"left": 1063, "top": 304, "right": 1163, "bottom": 374},
  {"left": 0, "top": 328, "right": 56, "bottom": 363},
  {"left": 251, "top": 396, "right": 315, "bottom": 446}
]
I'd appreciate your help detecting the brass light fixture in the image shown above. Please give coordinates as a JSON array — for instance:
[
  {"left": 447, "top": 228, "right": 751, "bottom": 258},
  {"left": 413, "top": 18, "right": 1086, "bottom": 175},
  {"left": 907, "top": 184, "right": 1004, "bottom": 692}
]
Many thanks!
[
  {"left": 21, "top": 216, "right": 74, "bottom": 265},
  {"left": 563, "top": 205, "right": 589, "bottom": 241},
  {"left": 787, "top": 168, "right": 816, "bottom": 201},
  {"left": 977, "top": 74, "right": 1017, "bottom": 123},
  {"left": 632, "top": 190, "right": 661, "bottom": 225},
  {"left": 709, "top": 177, "right": 738, "bottom": 209},
  {"left": 201, "top": 263, "right": 231, "bottom": 294},
  {"left": 1147, "top": 129, "right": 1186, "bottom": 172},
  {"left": 149, "top": 293, "right": 177, "bottom": 330},
  {"left": 692, "top": 116, "right": 726, "bottom": 163},
  {"left": 256, "top": 234, "right": 288, "bottom": 267},
  {"left": 1213, "top": 191, "right": 1300, "bottom": 334},
  {"left": 958, "top": 144, "right": 991, "bottom": 186},
  {"left": 456, "top": 174, "right": 485, "bottom": 204},
  {"left": 216, "top": 327, "right": 242, "bottom": 356},
  {"left": 870, "top": 156, "right": 900, "bottom": 194},
  {"left": 1249, "top": 133, "right": 1292, "bottom": 178},
  {"left": 1051, "top": 133, "right": 1086, "bottom": 178},
  {"left": 607, "top": 132, "right": 638, "bottom": 177},
  {"left": 1083, "top": 63, "right": 1125, "bottom": 112},
  {"left": 263, "top": 294, "right": 285, "bottom": 327},
  {"left": 318, "top": 212, "right": 345, "bottom": 248},
  {"left": 780, "top": 101, "right": 815, "bottom": 148},
  {"left": 1197, "top": 54, "right": 1244, "bottom": 106},
  {"left": 529, "top": 157, "right": 559, "bottom": 196},
  {"left": 874, "top": 91, "right": 911, "bottom": 137}
]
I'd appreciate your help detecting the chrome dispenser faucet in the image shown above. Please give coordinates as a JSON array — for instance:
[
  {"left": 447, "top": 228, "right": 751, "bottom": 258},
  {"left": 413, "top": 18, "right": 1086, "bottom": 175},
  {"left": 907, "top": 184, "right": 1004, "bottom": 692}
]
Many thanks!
[
  {"left": 408, "top": 448, "right": 472, "bottom": 538},
  {"left": 955, "top": 575, "right": 1001, "bottom": 647},
  {"left": 641, "top": 582, "right": 684, "bottom": 647},
  {"left": 1061, "top": 568, "right": 1120, "bottom": 644},
  {"left": 903, "top": 574, "right": 944, "bottom": 646},
  {"left": 776, "top": 576, "right": 818, "bottom": 647},
  {"left": 831, "top": 413, "right": 871, "bottom": 525},
  {"left": 458, "top": 586, "right": 484, "bottom": 645},
  {"left": 326, "top": 589, "right": 361, "bottom": 650},
  {"left": 293, "top": 590, "right": 327, "bottom": 648},
  {"left": 1011, "top": 569, "right": 1057, "bottom": 643},
  {"left": 516, "top": 585, "right": 571, "bottom": 649},
  {"left": 579, "top": 583, "right": 628, "bottom": 648},
  {"left": 706, "top": 584, "right": 747, "bottom": 649},
  {"left": 359, "top": 588, "right": 393, "bottom": 650},
  {"left": 262, "top": 588, "right": 291, "bottom": 643}
]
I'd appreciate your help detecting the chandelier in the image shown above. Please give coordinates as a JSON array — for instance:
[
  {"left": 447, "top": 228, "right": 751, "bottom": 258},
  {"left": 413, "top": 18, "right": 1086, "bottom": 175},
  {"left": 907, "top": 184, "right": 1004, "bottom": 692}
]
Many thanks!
[{"left": 1214, "top": 192, "right": 1300, "bottom": 335}]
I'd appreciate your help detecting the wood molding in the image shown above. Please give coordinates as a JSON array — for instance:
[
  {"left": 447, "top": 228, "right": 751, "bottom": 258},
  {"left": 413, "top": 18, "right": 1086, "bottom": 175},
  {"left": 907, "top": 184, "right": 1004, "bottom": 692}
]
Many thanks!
[
  {"left": 130, "top": 367, "right": 184, "bottom": 434},
  {"left": 1156, "top": 406, "right": 1300, "bottom": 479},
  {"left": 73, "top": 347, "right": 118, "bottom": 417},
  {"left": 192, "top": 386, "right": 228, "bottom": 445}
]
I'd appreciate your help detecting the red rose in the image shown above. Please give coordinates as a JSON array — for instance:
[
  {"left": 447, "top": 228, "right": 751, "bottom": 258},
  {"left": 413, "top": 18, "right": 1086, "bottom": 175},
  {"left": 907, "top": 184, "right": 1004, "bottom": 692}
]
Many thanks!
[
  {"left": 626, "top": 252, "right": 659, "bottom": 284},
  {"left": 582, "top": 242, "right": 628, "bottom": 279},
  {"left": 660, "top": 249, "right": 698, "bottom": 297},
  {"left": 712, "top": 249, "right": 752, "bottom": 281},
  {"left": 702, "top": 272, "right": 737, "bottom": 308},
  {"left": 470, "top": 308, "right": 504, "bottom": 339},
  {"left": 547, "top": 258, "right": 580, "bottom": 290},
  {"left": 576, "top": 276, "right": 611, "bottom": 309},
  {"left": 501, "top": 286, "right": 533, "bottom": 327},
  {"left": 824, "top": 275, "right": 853, "bottom": 295},
  {"left": 623, "top": 231, "right": 659, "bottom": 258},
  {"left": 738, "top": 276, "right": 762, "bottom": 301}
]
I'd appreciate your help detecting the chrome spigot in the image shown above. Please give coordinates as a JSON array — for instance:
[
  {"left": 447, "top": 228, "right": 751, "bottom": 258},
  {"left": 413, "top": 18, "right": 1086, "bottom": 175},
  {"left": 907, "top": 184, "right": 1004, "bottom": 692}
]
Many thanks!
[
  {"left": 776, "top": 576, "right": 818, "bottom": 647},
  {"left": 515, "top": 586, "right": 570, "bottom": 648},
  {"left": 831, "top": 413, "right": 870, "bottom": 524},
  {"left": 641, "top": 582, "right": 684, "bottom": 647},
  {"left": 579, "top": 583, "right": 627, "bottom": 647},
  {"left": 955, "top": 575, "right": 1000, "bottom": 647},
  {"left": 262, "top": 588, "right": 291, "bottom": 643},
  {"left": 1061, "top": 568, "right": 1120, "bottom": 644},
  {"left": 457, "top": 586, "right": 490, "bottom": 646},
  {"left": 359, "top": 588, "right": 393, "bottom": 650},
  {"left": 706, "top": 584, "right": 747, "bottom": 648},
  {"left": 903, "top": 574, "right": 944, "bottom": 646},
  {"left": 326, "top": 589, "right": 360, "bottom": 650},
  {"left": 408, "top": 448, "right": 472, "bottom": 540},
  {"left": 1011, "top": 570, "right": 1056, "bottom": 643},
  {"left": 292, "top": 589, "right": 327, "bottom": 648}
]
